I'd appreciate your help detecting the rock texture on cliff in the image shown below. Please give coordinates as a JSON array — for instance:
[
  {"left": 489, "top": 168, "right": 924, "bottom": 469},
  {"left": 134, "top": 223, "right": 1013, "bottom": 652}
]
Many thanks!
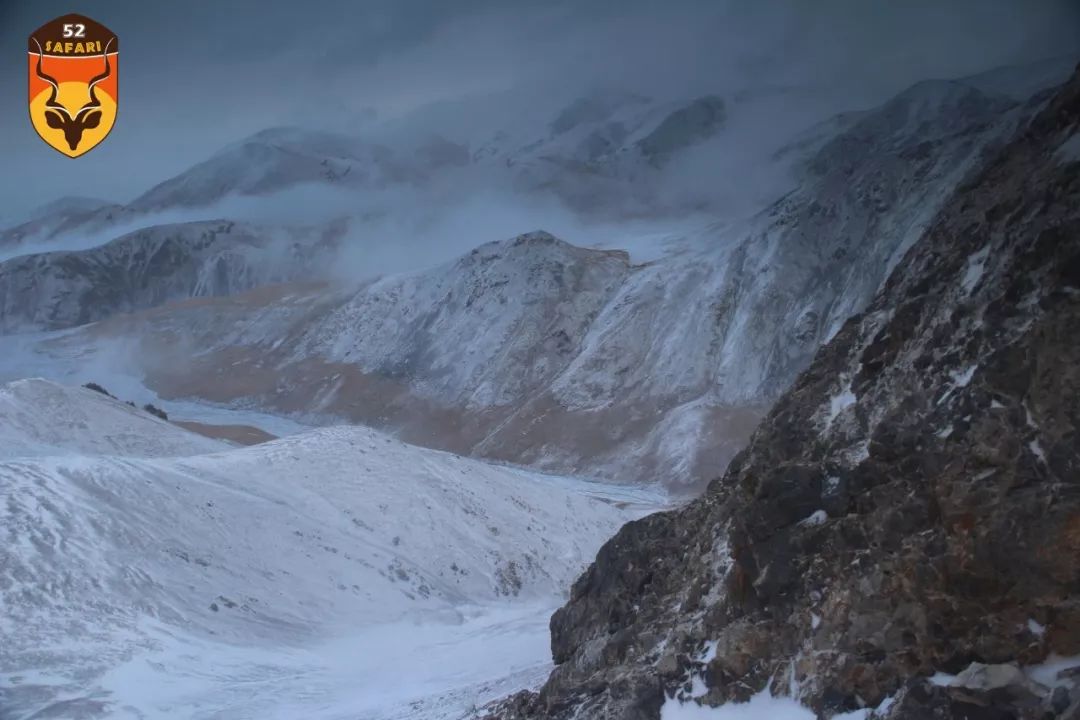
[{"left": 490, "top": 65, "right": 1080, "bottom": 719}]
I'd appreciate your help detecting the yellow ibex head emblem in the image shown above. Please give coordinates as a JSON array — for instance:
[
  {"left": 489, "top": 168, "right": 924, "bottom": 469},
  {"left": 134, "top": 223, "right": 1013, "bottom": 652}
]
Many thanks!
[{"left": 28, "top": 14, "right": 118, "bottom": 157}]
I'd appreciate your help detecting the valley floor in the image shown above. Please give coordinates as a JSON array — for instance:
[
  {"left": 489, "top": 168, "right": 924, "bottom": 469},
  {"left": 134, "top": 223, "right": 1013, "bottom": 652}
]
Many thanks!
[
  {"left": 6, "top": 601, "right": 557, "bottom": 720},
  {"left": 0, "top": 378, "right": 665, "bottom": 720}
]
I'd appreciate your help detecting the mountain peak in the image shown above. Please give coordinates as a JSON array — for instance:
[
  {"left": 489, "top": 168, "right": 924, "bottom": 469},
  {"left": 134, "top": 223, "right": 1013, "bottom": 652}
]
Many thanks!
[
  {"left": 462, "top": 230, "right": 631, "bottom": 268},
  {"left": 511, "top": 229, "right": 559, "bottom": 245}
]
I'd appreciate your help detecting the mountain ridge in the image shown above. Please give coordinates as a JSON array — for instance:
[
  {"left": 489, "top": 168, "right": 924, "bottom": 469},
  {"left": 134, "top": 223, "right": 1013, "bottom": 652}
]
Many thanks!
[
  {"left": 487, "top": 62, "right": 1080, "bottom": 720},
  {"left": 1, "top": 60, "right": 1069, "bottom": 490}
]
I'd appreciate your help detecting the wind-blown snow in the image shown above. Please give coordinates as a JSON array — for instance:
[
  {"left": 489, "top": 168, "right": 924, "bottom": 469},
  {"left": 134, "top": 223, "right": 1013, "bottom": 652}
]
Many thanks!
[{"left": 0, "top": 333, "right": 311, "bottom": 440}]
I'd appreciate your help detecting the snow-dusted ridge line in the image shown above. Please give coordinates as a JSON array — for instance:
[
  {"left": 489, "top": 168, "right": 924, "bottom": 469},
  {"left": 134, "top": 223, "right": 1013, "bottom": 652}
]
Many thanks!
[
  {"left": 1, "top": 58, "right": 1067, "bottom": 496},
  {"left": 0, "top": 377, "right": 227, "bottom": 459}
]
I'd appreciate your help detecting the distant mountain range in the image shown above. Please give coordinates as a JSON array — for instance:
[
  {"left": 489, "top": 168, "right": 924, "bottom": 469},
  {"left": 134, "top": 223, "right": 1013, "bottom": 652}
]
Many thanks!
[{"left": 1, "top": 56, "right": 1074, "bottom": 491}]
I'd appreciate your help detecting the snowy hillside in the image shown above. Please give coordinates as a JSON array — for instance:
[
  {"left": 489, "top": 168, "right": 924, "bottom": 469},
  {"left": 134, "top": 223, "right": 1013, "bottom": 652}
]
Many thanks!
[
  {"left": 466, "top": 91, "right": 735, "bottom": 215},
  {"left": 0, "top": 379, "right": 655, "bottom": 719},
  {"left": 0, "top": 378, "right": 225, "bottom": 458},
  {"left": 128, "top": 128, "right": 402, "bottom": 212},
  {"left": 0, "top": 196, "right": 122, "bottom": 258},
  {"left": 0, "top": 9, "right": 1075, "bottom": 715},
  {"left": 0, "top": 60, "right": 1073, "bottom": 492},
  {"left": 1, "top": 56, "right": 1072, "bottom": 256},
  {"left": 0, "top": 219, "right": 343, "bottom": 331},
  {"left": 127, "top": 93, "right": 733, "bottom": 218},
  {"left": 25, "top": 72, "right": 1043, "bottom": 491},
  {"left": 0, "top": 88, "right": 748, "bottom": 258}
]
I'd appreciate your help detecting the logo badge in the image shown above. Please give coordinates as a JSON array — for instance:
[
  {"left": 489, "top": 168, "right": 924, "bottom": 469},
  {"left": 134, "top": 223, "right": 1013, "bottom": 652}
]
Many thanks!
[{"left": 28, "top": 14, "right": 118, "bottom": 158}]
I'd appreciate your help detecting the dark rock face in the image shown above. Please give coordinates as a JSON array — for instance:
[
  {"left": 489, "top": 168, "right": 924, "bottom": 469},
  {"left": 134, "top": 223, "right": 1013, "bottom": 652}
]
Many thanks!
[
  {"left": 142, "top": 403, "right": 168, "bottom": 421},
  {"left": 82, "top": 382, "right": 113, "bottom": 397},
  {"left": 489, "top": 66, "right": 1080, "bottom": 719}
]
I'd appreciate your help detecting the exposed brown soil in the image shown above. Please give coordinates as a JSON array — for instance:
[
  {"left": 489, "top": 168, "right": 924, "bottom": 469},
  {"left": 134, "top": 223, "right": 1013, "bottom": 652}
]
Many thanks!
[
  {"left": 48, "top": 278, "right": 764, "bottom": 489},
  {"left": 172, "top": 420, "right": 277, "bottom": 446}
]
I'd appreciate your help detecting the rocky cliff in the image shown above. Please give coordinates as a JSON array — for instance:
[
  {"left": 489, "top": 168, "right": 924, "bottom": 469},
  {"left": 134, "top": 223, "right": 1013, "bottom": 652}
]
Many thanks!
[{"left": 490, "top": 65, "right": 1080, "bottom": 719}]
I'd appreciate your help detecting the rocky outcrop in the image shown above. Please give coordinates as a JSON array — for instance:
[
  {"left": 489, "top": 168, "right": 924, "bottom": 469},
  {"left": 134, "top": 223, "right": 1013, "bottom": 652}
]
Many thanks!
[{"left": 489, "top": 65, "right": 1080, "bottom": 719}]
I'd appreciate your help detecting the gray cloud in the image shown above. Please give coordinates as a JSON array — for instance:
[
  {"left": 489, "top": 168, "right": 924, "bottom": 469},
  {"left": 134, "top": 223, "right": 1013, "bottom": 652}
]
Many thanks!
[{"left": 1, "top": 0, "right": 1078, "bottom": 218}]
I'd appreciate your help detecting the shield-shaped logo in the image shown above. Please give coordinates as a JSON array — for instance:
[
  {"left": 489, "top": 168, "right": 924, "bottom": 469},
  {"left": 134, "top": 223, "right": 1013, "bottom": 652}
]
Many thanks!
[{"left": 28, "top": 14, "right": 118, "bottom": 158}]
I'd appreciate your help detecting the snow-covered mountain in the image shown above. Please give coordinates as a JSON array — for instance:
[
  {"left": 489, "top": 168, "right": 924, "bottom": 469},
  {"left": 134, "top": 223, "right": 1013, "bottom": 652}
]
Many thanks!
[
  {"left": 1, "top": 30, "right": 1077, "bottom": 720},
  {"left": 0, "top": 88, "right": 753, "bottom": 252},
  {"left": 490, "top": 60, "right": 1080, "bottom": 720},
  {"left": 468, "top": 91, "right": 734, "bottom": 215},
  {"left": 0, "top": 196, "right": 122, "bottom": 257},
  {"left": 0, "top": 60, "right": 1072, "bottom": 492},
  {"left": 128, "top": 91, "right": 734, "bottom": 216},
  {"left": 13, "top": 66, "right": 1053, "bottom": 491},
  {"left": 0, "top": 219, "right": 345, "bottom": 332},
  {"left": 0, "top": 378, "right": 656, "bottom": 719},
  {"left": 127, "top": 128, "right": 411, "bottom": 213}
]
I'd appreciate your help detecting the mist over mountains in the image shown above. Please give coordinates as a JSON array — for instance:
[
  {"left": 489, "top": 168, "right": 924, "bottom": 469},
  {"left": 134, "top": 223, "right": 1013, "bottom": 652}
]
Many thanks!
[
  {"left": 3, "top": 0, "right": 1079, "bottom": 218},
  {"left": 1, "top": 52, "right": 1074, "bottom": 492},
  {"left": 2, "top": 2, "right": 1080, "bottom": 718}
]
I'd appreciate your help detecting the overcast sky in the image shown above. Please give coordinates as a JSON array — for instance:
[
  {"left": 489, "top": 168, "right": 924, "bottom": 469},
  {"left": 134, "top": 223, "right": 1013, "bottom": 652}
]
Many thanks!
[{"left": 1, "top": 0, "right": 1078, "bottom": 217}]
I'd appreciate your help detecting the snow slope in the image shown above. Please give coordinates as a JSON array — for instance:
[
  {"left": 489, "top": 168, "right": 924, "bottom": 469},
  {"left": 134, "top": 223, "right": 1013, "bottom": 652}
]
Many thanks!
[
  {"left": 0, "top": 219, "right": 343, "bottom": 332},
  {"left": 128, "top": 128, "right": 393, "bottom": 213},
  {"left": 0, "top": 380, "right": 656, "bottom": 719},
  {"left": 0, "top": 196, "right": 122, "bottom": 259},
  {"left": 0, "top": 378, "right": 226, "bottom": 459},
  {"left": 1, "top": 62, "right": 1068, "bottom": 492}
]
